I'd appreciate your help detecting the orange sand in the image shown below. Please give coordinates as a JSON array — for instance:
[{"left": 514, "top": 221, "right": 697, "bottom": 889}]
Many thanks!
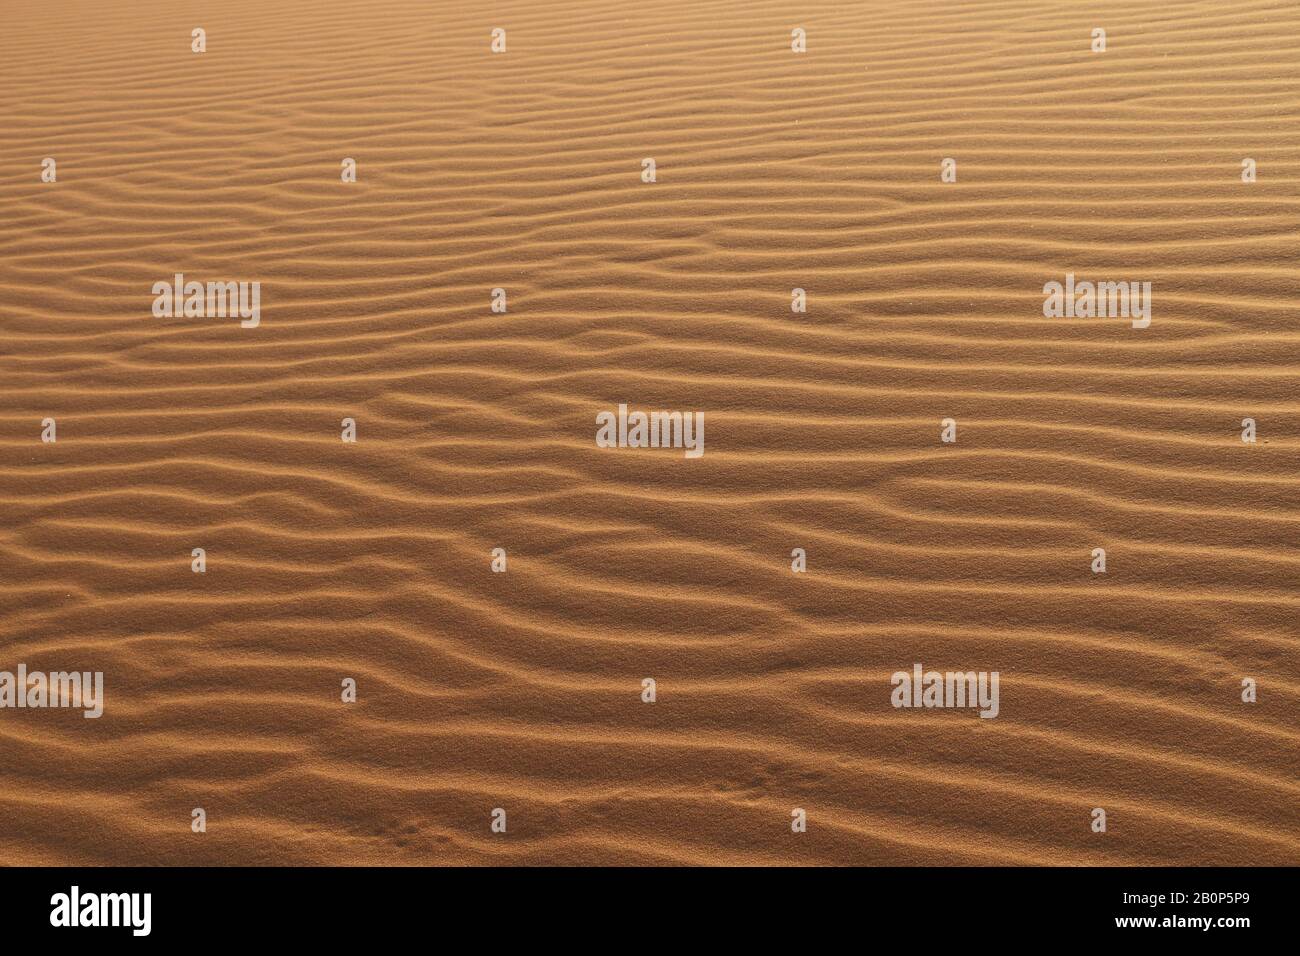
[{"left": 0, "top": 0, "right": 1297, "bottom": 865}]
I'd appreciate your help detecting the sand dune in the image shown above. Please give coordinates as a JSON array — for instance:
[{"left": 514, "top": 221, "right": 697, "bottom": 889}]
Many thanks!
[{"left": 1, "top": 0, "right": 1297, "bottom": 865}]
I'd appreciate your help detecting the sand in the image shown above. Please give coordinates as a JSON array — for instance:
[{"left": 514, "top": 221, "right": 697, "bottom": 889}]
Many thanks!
[{"left": 0, "top": 0, "right": 1297, "bottom": 865}]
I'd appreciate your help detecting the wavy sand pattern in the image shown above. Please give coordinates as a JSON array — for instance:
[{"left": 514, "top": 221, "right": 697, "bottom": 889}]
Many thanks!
[{"left": 1, "top": 0, "right": 1298, "bottom": 865}]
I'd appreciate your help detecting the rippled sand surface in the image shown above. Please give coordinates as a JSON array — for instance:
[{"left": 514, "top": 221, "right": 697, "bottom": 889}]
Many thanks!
[{"left": 1, "top": 0, "right": 1297, "bottom": 865}]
